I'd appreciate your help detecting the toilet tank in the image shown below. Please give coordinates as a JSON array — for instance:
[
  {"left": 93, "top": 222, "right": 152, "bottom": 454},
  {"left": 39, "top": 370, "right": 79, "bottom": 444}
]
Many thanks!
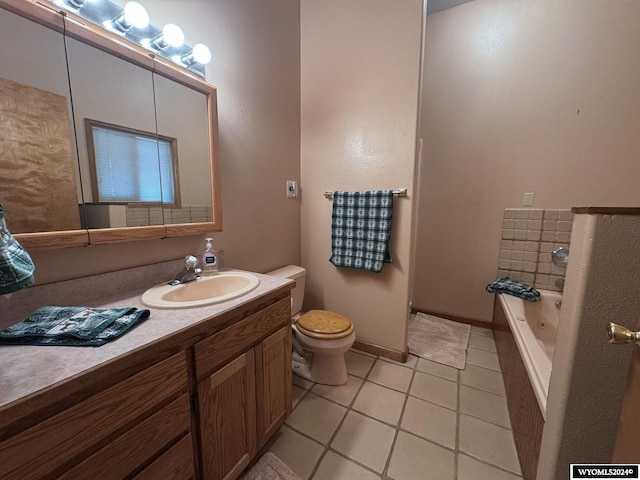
[{"left": 266, "top": 265, "right": 306, "bottom": 316}]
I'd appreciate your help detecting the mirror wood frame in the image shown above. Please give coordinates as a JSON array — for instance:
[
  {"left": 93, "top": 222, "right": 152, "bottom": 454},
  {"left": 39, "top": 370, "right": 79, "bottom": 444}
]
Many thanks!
[{"left": 0, "top": 0, "right": 222, "bottom": 249}]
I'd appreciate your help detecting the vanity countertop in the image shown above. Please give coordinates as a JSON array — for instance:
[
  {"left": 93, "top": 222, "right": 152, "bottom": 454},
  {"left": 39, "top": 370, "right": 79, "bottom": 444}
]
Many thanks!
[{"left": 0, "top": 271, "right": 293, "bottom": 413}]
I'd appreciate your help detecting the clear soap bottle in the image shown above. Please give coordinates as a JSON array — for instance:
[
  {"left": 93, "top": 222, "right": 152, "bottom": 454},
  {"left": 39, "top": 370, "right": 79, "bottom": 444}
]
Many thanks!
[{"left": 201, "top": 237, "right": 218, "bottom": 275}]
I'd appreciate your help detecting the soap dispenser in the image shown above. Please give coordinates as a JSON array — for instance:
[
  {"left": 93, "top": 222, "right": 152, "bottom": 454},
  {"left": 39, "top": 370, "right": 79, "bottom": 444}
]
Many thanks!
[{"left": 201, "top": 237, "right": 218, "bottom": 275}]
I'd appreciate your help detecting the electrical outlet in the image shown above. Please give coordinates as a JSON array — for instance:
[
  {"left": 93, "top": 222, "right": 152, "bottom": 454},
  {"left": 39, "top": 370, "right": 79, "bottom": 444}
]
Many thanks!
[{"left": 286, "top": 180, "right": 298, "bottom": 198}]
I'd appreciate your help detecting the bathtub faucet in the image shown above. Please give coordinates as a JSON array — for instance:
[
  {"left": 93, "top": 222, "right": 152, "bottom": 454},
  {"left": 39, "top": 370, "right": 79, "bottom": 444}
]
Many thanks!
[{"left": 554, "top": 299, "right": 562, "bottom": 310}]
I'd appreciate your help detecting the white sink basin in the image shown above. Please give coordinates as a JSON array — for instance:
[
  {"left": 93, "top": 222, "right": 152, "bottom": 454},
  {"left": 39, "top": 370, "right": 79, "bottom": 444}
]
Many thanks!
[{"left": 141, "top": 271, "right": 260, "bottom": 309}]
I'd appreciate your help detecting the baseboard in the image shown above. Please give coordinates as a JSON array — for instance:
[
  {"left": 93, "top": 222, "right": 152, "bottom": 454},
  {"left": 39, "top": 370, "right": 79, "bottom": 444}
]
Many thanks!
[
  {"left": 411, "top": 307, "right": 492, "bottom": 330},
  {"left": 352, "top": 340, "right": 408, "bottom": 363}
]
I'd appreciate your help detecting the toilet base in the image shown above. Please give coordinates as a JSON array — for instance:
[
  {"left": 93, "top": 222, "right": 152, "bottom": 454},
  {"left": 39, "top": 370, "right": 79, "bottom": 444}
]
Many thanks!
[
  {"left": 292, "top": 357, "right": 313, "bottom": 383},
  {"left": 292, "top": 351, "right": 348, "bottom": 386}
]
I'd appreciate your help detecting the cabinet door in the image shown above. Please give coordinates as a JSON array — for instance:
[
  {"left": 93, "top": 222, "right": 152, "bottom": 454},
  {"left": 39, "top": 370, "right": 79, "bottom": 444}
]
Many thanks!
[
  {"left": 255, "top": 325, "right": 292, "bottom": 449},
  {"left": 198, "top": 350, "right": 257, "bottom": 480}
]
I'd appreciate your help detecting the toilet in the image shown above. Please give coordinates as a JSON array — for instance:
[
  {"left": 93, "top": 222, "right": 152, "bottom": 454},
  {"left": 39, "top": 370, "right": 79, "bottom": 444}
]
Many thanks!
[{"left": 267, "top": 265, "right": 356, "bottom": 385}]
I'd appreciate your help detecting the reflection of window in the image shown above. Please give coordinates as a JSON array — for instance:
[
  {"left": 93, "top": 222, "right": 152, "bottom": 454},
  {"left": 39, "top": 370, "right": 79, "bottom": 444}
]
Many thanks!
[{"left": 85, "top": 119, "right": 180, "bottom": 206}]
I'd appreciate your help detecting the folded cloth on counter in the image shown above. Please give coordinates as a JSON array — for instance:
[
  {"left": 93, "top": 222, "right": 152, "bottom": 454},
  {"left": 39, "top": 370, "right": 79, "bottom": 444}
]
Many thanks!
[
  {"left": 0, "top": 203, "right": 35, "bottom": 295},
  {"left": 0, "top": 306, "right": 150, "bottom": 346},
  {"left": 486, "top": 277, "right": 541, "bottom": 302},
  {"left": 329, "top": 190, "right": 394, "bottom": 273}
]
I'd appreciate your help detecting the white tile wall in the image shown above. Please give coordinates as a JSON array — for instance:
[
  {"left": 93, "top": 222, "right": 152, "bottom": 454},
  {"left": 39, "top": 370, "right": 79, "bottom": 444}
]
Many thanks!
[{"left": 498, "top": 208, "right": 572, "bottom": 291}]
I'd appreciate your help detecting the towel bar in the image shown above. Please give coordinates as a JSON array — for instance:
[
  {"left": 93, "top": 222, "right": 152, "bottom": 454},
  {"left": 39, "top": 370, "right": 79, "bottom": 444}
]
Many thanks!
[{"left": 323, "top": 188, "right": 407, "bottom": 199}]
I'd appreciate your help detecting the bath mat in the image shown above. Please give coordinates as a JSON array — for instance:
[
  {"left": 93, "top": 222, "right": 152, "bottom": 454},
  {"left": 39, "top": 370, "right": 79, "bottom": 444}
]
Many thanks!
[
  {"left": 408, "top": 313, "right": 471, "bottom": 369},
  {"left": 240, "top": 452, "right": 301, "bottom": 480}
]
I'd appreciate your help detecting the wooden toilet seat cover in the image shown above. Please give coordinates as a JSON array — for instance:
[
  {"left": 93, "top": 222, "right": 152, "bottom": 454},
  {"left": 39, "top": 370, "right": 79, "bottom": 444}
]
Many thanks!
[{"left": 296, "top": 310, "right": 354, "bottom": 339}]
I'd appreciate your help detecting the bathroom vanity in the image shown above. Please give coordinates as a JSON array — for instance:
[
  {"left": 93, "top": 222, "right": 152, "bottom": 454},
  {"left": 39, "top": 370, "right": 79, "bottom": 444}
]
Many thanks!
[{"left": 0, "top": 273, "right": 293, "bottom": 480}]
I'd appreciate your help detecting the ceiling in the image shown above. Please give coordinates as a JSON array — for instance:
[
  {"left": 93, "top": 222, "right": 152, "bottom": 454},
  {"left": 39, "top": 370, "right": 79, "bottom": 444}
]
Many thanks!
[{"left": 427, "top": 0, "right": 475, "bottom": 15}]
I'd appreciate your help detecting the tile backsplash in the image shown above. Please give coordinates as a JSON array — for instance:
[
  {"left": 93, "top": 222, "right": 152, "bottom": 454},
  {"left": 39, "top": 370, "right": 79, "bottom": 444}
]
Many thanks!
[
  {"left": 127, "top": 205, "right": 213, "bottom": 227},
  {"left": 498, "top": 208, "right": 573, "bottom": 292}
]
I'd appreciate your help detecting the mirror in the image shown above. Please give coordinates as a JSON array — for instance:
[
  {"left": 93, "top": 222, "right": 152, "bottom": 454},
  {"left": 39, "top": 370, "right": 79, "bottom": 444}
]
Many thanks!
[
  {"left": 0, "top": 6, "right": 87, "bottom": 247},
  {"left": 0, "top": 1, "right": 221, "bottom": 249},
  {"left": 153, "top": 72, "right": 212, "bottom": 228},
  {"left": 64, "top": 35, "right": 164, "bottom": 240}
]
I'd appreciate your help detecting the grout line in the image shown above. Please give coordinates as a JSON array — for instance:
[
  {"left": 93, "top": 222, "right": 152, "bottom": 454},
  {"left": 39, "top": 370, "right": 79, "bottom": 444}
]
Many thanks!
[
  {"left": 381, "top": 352, "right": 420, "bottom": 478},
  {"left": 466, "top": 347, "right": 502, "bottom": 371},
  {"left": 467, "top": 336, "right": 498, "bottom": 353},
  {"left": 458, "top": 451, "right": 525, "bottom": 479},
  {"left": 286, "top": 352, "right": 522, "bottom": 479},
  {"left": 323, "top": 448, "right": 384, "bottom": 478},
  {"left": 459, "top": 364, "right": 508, "bottom": 397},
  {"left": 470, "top": 327, "right": 494, "bottom": 338},
  {"left": 303, "top": 364, "right": 509, "bottom": 432},
  {"left": 303, "top": 355, "right": 378, "bottom": 480},
  {"left": 405, "top": 391, "right": 458, "bottom": 413}
]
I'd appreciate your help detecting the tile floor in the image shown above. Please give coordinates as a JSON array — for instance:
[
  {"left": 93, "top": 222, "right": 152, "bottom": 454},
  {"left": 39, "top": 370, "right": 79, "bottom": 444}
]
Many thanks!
[{"left": 268, "top": 326, "right": 523, "bottom": 480}]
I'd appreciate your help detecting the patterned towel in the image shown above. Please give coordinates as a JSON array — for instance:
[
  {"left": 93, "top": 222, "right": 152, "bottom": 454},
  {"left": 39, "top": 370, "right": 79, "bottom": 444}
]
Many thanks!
[
  {"left": 0, "top": 306, "right": 150, "bottom": 346},
  {"left": 329, "top": 190, "right": 393, "bottom": 273},
  {"left": 486, "top": 277, "right": 541, "bottom": 302},
  {"left": 0, "top": 203, "right": 35, "bottom": 294}
]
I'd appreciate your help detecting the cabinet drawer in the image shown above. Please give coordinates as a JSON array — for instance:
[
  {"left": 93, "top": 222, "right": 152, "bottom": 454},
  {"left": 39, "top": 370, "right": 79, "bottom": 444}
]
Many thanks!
[
  {"left": 195, "top": 296, "right": 290, "bottom": 380},
  {"left": 0, "top": 352, "right": 188, "bottom": 480},
  {"left": 59, "top": 394, "right": 192, "bottom": 480},
  {"left": 135, "top": 433, "right": 195, "bottom": 480}
]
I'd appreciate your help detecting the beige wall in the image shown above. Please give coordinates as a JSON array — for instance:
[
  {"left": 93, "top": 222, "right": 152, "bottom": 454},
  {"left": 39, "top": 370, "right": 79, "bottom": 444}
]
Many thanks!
[
  {"left": 300, "top": 0, "right": 423, "bottom": 352},
  {"left": 24, "top": 0, "right": 301, "bottom": 285},
  {"left": 414, "top": 0, "right": 640, "bottom": 322}
]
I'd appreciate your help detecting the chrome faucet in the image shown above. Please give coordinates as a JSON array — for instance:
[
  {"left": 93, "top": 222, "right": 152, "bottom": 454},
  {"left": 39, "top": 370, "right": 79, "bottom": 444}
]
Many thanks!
[
  {"left": 552, "top": 246, "right": 569, "bottom": 268},
  {"left": 169, "top": 255, "right": 202, "bottom": 286}
]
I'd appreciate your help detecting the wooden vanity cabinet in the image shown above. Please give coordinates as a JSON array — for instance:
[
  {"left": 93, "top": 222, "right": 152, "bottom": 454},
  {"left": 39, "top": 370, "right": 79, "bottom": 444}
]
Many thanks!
[
  {"left": 195, "top": 297, "right": 292, "bottom": 480},
  {"left": 0, "top": 352, "right": 192, "bottom": 480},
  {"left": 0, "top": 292, "right": 292, "bottom": 480}
]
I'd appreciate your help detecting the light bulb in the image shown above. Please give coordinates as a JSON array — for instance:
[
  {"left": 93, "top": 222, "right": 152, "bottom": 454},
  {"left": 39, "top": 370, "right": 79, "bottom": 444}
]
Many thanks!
[
  {"left": 180, "top": 44, "right": 212, "bottom": 67},
  {"left": 108, "top": 1, "right": 149, "bottom": 32},
  {"left": 123, "top": 2, "right": 149, "bottom": 29},
  {"left": 192, "top": 43, "right": 211, "bottom": 64},
  {"left": 162, "top": 24, "right": 184, "bottom": 48},
  {"left": 150, "top": 23, "right": 184, "bottom": 50}
]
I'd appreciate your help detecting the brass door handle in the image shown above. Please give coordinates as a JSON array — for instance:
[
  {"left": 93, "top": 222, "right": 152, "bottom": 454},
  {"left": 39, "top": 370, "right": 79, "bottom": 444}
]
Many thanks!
[{"left": 607, "top": 322, "right": 640, "bottom": 345}]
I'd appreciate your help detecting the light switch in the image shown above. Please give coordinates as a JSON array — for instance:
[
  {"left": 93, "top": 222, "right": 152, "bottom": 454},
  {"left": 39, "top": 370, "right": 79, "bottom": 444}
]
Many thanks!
[
  {"left": 286, "top": 180, "right": 298, "bottom": 198},
  {"left": 523, "top": 192, "right": 535, "bottom": 206}
]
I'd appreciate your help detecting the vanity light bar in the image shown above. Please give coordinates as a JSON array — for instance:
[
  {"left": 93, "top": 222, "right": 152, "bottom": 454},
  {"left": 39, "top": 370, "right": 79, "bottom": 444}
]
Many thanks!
[{"left": 49, "top": 0, "right": 211, "bottom": 77}]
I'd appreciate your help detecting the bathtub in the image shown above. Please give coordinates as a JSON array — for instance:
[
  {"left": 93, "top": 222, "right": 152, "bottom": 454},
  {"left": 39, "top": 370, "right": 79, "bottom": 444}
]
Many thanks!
[{"left": 498, "top": 289, "right": 561, "bottom": 419}]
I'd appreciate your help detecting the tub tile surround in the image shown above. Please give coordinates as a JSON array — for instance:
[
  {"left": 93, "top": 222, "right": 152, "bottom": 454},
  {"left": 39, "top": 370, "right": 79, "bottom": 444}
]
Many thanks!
[
  {"left": 499, "top": 208, "right": 573, "bottom": 291},
  {"left": 270, "top": 335, "right": 524, "bottom": 480},
  {"left": 126, "top": 205, "right": 213, "bottom": 227}
]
